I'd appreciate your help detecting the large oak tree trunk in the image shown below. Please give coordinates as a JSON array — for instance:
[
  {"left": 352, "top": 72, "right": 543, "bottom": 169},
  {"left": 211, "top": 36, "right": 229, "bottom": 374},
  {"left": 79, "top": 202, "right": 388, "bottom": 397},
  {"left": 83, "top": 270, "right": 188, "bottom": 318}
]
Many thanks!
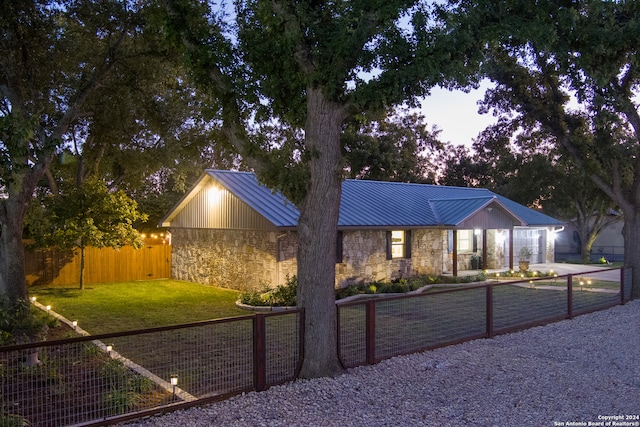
[
  {"left": 622, "top": 214, "right": 640, "bottom": 300},
  {"left": 297, "top": 88, "right": 346, "bottom": 378},
  {"left": 0, "top": 196, "right": 29, "bottom": 307}
]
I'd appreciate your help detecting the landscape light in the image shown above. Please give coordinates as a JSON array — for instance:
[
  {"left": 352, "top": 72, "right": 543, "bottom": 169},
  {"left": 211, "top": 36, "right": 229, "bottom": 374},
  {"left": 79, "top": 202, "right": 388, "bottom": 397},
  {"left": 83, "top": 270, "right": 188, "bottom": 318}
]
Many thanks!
[
  {"left": 72, "top": 320, "right": 78, "bottom": 329},
  {"left": 46, "top": 305, "right": 51, "bottom": 312},
  {"left": 170, "top": 374, "right": 178, "bottom": 396},
  {"left": 31, "top": 296, "right": 36, "bottom": 302},
  {"left": 106, "top": 344, "right": 113, "bottom": 355}
]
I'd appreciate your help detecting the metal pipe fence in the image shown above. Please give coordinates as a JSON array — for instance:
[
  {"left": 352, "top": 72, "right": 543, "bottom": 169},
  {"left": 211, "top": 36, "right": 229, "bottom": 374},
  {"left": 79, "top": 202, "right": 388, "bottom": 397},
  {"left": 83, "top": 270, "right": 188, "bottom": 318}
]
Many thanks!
[
  {"left": 0, "top": 310, "right": 303, "bottom": 427},
  {"left": 337, "top": 267, "right": 631, "bottom": 368},
  {"left": 1, "top": 267, "right": 631, "bottom": 426}
]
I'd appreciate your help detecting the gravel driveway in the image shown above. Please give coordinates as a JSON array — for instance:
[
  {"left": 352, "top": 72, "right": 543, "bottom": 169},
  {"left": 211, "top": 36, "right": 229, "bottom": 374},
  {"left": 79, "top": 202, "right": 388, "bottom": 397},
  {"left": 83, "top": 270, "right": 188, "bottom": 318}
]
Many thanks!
[{"left": 127, "top": 300, "right": 640, "bottom": 427}]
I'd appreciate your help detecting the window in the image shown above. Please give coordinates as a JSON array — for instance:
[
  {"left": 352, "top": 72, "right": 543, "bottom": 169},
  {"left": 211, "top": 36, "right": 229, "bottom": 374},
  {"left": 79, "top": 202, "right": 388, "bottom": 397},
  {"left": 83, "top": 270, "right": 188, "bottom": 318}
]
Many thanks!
[
  {"left": 386, "top": 230, "right": 411, "bottom": 260},
  {"left": 457, "top": 230, "right": 472, "bottom": 252}
]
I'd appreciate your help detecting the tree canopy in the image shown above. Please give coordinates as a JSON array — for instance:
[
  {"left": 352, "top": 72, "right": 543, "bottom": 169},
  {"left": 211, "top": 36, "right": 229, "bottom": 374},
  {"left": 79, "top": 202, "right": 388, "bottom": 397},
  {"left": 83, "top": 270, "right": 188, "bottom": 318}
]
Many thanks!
[
  {"left": 28, "top": 179, "right": 147, "bottom": 289},
  {"left": 463, "top": 0, "right": 640, "bottom": 297},
  {"left": 0, "top": 1, "right": 206, "bottom": 314}
]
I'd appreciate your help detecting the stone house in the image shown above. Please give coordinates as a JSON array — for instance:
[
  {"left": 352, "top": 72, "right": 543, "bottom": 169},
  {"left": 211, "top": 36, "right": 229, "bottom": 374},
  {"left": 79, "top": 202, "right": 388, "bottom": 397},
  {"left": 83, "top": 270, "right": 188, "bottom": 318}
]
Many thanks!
[{"left": 160, "top": 170, "right": 563, "bottom": 290}]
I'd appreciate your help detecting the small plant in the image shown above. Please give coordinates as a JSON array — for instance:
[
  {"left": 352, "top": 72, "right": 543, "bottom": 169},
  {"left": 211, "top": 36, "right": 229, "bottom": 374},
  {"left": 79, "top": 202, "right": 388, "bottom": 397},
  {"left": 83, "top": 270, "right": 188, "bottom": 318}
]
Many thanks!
[
  {"left": 518, "top": 247, "right": 532, "bottom": 261},
  {"left": 99, "top": 358, "right": 153, "bottom": 415},
  {"left": 0, "top": 413, "right": 29, "bottom": 427},
  {"left": 104, "top": 388, "right": 138, "bottom": 415}
]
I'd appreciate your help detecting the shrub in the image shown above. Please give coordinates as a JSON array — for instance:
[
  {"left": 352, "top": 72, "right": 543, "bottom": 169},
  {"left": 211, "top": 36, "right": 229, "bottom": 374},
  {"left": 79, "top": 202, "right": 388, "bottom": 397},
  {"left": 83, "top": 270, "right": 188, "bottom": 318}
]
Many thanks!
[
  {"left": 238, "top": 276, "right": 297, "bottom": 307},
  {"left": 269, "top": 276, "right": 297, "bottom": 306},
  {"left": 0, "top": 299, "right": 58, "bottom": 346},
  {"left": 241, "top": 273, "right": 488, "bottom": 305},
  {"left": 0, "top": 414, "right": 28, "bottom": 427}
]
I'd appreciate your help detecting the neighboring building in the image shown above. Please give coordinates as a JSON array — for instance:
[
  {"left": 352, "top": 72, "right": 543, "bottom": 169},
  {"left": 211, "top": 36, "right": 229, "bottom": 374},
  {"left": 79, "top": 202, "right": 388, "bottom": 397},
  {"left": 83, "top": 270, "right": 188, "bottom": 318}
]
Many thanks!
[
  {"left": 160, "top": 170, "right": 563, "bottom": 290},
  {"left": 555, "top": 211, "right": 624, "bottom": 262}
]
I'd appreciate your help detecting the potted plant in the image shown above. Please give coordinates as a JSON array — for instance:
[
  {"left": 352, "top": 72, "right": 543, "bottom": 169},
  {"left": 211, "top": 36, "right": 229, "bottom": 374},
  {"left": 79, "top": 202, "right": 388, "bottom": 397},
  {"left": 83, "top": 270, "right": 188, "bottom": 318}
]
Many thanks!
[
  {"left": 518, "top": 247, "right": 532, "bottom": 272},
  {"left": 470, "top": 254, "right": 482, "bottom": 270}
]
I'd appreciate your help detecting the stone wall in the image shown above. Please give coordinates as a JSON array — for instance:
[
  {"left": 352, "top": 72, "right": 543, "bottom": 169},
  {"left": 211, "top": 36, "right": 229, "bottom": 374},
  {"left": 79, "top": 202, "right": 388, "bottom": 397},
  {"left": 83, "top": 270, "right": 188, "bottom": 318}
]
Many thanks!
[
  {"left": 336, "top": 229, "right": 447, "bottom": 285},
  {"left": 171, "top": 227, "right": 520, "bottom": 291},
  {"left": 171, "top": 228, "right": 296, "bottom": 291}
]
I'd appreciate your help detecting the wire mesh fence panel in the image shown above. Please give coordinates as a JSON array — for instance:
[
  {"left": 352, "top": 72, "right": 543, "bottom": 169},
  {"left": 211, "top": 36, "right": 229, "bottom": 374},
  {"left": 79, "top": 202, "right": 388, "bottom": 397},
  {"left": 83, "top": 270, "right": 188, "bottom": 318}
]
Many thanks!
[
  {"left": 492, "top": 284, "right": 568, "bottom": 332},
  {"left": 265, "top": 312, "right": 301, "bottom": 384},
  {"left": 569, "top": 275, "right": 623, "bottom": 314},
  {"left": 374, "top": 288, "right": 487, "bottom": 361},
  {"left": 1, "top": 341, "right": 174, "bottom": 427},
  {"left": 109, "top": 319, "right": 255, "bottom": 400},
  {"left": 337, "top": 304, "right": 367, "bottom": 368}
]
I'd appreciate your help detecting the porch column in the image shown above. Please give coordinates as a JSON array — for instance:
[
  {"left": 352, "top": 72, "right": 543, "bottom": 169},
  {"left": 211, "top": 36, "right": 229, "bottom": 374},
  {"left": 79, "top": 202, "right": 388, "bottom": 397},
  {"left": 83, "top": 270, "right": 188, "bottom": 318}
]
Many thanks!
[
  {"left": 509, "top": 228, "right": 514, "bottom": 270},
  {"left": 452, "top": 229, "right": 458, "bottom": 277},
  {"left": 482, "top": 229, "right": 488, "bottom": 270}
]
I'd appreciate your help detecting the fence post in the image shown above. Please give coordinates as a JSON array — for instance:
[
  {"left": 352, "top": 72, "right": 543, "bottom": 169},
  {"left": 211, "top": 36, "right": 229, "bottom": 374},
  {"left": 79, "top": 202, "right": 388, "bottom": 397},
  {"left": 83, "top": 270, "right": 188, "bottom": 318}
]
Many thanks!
[
  {"left": 253, "top": 314, "right": 266, "bottom": 392},
  {"left": 486, "top": 284, "right": 494, "bottom": 338},
  {"left": 567, "top": 274, "right": 573, "bottom": 319},
  {"left": 620, "top": 267, "right": 626, "bottom": 305},
  {"left": 365, "top": 300, "right": 376, "bottom": 365}
]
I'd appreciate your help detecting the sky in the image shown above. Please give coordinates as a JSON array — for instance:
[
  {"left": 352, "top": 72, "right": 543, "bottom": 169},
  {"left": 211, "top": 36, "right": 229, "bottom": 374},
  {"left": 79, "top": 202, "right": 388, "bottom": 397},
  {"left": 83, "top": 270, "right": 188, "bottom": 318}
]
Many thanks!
[{"left": 419, "top": 80, "right": 498, "bottom": 148}]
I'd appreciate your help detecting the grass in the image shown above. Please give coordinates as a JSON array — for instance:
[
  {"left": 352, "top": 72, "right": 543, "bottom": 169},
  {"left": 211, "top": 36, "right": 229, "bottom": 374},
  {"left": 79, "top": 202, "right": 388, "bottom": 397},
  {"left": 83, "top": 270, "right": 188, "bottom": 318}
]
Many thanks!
[{"left": 30, "top": 279, "right": 247, "bottom": 334}]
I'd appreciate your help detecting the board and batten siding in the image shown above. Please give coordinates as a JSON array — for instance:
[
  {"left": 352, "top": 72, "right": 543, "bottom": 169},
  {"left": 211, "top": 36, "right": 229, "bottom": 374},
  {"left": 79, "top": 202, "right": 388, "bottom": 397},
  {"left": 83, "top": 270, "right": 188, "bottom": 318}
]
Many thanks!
[
  {"left": 169, "top": 185, "right": 277, "bottom": 230},
  {"left": 457, "top": 203, "right": 521, "bottom": 230}
]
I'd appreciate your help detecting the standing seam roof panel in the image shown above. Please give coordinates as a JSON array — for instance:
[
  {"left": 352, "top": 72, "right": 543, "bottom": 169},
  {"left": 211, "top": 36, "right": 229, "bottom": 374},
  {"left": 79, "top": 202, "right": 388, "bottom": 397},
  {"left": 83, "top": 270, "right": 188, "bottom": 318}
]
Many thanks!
[{"left": 197, "top": 171, "right": 562, "bottom": 229}]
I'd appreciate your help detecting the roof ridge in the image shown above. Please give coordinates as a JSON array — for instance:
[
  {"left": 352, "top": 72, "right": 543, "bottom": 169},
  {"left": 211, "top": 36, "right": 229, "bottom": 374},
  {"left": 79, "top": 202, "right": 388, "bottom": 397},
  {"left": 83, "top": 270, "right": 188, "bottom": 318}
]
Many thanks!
[{"left": 343, "top": 178, "right": 493, "bottom": 191}]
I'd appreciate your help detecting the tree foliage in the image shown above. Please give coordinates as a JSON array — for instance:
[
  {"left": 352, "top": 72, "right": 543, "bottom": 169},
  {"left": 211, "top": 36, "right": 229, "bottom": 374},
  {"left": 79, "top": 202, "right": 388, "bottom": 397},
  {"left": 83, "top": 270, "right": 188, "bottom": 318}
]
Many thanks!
[
  {"left": 342, "top": 109, "right": 443, "bottom": 183},
  {"left": 462, "top": 0, "right": 640, "bottom": 297},
  {"left": 0, "top": 0, "right": 234, "bottom": 315},
  {"left": 29, "top": 179, "right": 147, "bottom": 289}
]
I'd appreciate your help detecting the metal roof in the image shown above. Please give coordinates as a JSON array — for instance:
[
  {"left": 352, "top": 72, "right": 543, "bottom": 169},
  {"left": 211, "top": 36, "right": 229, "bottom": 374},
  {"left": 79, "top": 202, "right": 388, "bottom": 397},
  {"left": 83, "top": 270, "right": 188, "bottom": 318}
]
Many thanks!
[{"left": 163, "top": 170, "right": 562, "bottom": 229}]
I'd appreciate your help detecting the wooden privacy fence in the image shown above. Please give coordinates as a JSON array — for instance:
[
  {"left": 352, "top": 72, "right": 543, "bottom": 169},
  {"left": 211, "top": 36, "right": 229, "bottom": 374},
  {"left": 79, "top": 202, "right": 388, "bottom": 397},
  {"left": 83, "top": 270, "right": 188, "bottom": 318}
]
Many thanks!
[{"left": 24, "top": 241, "right": 172, "bottom": 286}]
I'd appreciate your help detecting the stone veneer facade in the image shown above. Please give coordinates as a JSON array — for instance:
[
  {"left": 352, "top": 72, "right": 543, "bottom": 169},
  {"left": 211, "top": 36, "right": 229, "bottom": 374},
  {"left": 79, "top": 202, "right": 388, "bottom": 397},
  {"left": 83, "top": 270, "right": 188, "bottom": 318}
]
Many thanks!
[
  {"left": 171, "top": 227, "right": 509, "bottom": 291},
  {"left": 337, "top": 229, "right": 448, "bottom": 285},
  {"left": 171, "top": 228, "right": 297, "bottom": 291}
]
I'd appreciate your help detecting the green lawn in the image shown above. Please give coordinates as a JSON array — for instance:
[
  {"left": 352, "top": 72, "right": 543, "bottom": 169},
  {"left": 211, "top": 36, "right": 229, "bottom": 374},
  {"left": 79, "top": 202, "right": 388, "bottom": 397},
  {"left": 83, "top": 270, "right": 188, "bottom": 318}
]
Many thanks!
[{"left": 30, "top": 280, "right": 248, "bottom": 334}]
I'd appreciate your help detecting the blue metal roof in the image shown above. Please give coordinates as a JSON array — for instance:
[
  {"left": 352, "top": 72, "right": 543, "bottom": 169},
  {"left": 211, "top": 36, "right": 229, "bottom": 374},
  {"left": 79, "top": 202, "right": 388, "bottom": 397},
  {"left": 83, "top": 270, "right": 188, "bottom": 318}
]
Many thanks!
[{"left": 202, "top": 170, "right": 562, "bottom": 228}]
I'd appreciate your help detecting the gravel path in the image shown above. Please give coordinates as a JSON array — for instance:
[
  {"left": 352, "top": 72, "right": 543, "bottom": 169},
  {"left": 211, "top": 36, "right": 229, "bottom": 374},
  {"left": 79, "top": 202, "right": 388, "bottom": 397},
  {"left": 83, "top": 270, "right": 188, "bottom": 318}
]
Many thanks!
[{"left": 128, "top": 301, "right": 640, "bottom": 427}]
